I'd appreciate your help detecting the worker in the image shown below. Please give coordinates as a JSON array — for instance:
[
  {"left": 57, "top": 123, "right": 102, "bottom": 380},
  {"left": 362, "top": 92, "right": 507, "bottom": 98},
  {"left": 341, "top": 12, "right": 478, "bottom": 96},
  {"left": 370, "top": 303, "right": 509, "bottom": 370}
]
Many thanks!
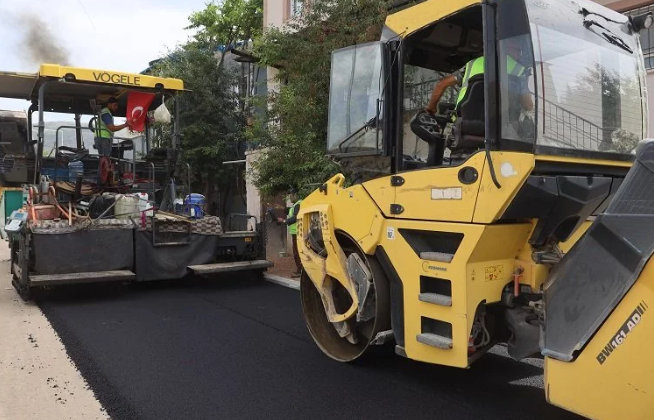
[
  {"left": 95, "top": 97, "right": 134, "bottom": 157},
  {"left": 285, "top": 189, "right": 303, "bottom": 278},
  {"left": 424, "top": 38, "right": 533, "bottom": 117}
]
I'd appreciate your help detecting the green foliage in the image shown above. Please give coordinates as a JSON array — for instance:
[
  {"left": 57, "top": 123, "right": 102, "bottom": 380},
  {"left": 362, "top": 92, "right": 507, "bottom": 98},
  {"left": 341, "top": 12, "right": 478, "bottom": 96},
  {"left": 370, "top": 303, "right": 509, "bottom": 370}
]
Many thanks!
[
  {"left": 188, "top": 0, "right": 263, "bottom": 56},
  {"left": 153, "top": 44, "right": 244, "bottom": 200},
  {"left": 145, "top": 0, "right": 264, "bottom": 215},
  {"left": 562, "top": 62, "right": 643, "bottom": 152},
  {"left": 249, "top": 0, "right": 389, "bottom": 197}
]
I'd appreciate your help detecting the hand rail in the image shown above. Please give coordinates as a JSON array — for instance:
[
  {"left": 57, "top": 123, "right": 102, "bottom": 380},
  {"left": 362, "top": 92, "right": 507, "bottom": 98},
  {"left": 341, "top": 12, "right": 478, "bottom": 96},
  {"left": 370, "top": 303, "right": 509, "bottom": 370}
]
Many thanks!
[{"left": 541, "top": 98, "right": 615, "bottom": 150}]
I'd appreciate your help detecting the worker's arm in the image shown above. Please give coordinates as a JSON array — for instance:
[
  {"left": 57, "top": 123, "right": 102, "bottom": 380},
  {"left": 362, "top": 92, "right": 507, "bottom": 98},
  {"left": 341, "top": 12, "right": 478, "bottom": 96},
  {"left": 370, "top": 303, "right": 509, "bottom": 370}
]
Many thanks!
[
  {"left": 425, "top": 74, "right": 459, "bottom": 114},
  {"left": 517, "top": 72, "right": 534, "bottom": 112},
  {"left": 520, "top": 92, "right": 534, "bottom": 112},
  {"left": 102, "top": 114, "right": 134, "bottom": 132},
  {"left": 107, "top": 123, "right": 129, "bottom": 132},
  {"left": 285, "top": 202, "right": 301, "bottom": 226}
]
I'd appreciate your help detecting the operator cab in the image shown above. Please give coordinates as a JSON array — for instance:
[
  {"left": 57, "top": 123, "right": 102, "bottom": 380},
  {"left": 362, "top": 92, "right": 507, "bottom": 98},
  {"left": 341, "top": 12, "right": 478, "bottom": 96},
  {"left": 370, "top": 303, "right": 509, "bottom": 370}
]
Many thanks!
[
  {"left": 403, "top": 5, "right": 489, "bottom": 168},
  {"left": 327, "top": 0, "right": 649, "bottom": 180}
]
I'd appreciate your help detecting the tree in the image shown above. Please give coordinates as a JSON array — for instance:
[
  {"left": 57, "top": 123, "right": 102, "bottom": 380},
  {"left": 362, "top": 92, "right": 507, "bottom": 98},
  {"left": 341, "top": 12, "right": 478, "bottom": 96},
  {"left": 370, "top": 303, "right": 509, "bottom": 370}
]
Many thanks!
[
  {"left": 187, "top": 0, "right": 263, "bottom": 67},
  {"left": 153, "top": 44, "right": 244, "bottom": 219},
  {"left": 151, "top": 0, "right": 263, "bottom": 218},
  {"left": 249, "top": 0, "right": 390, "bottom": 197},
  {"left": 560, "top": 62, "right": 643, "bottom": 152}
]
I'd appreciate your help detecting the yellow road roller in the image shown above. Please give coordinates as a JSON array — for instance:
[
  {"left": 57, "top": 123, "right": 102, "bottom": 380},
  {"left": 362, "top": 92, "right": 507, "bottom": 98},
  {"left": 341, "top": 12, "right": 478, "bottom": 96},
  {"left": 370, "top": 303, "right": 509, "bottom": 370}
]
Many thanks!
[{"left": 297, "top": 0, "right": 654, "bottom": 418}]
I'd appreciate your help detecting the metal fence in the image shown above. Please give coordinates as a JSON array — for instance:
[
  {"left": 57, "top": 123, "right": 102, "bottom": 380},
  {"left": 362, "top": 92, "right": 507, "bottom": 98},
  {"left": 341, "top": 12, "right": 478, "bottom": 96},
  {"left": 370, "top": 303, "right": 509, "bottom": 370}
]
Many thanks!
[{"left": 541, "top": 98, "right": 611, "bottom": 150}]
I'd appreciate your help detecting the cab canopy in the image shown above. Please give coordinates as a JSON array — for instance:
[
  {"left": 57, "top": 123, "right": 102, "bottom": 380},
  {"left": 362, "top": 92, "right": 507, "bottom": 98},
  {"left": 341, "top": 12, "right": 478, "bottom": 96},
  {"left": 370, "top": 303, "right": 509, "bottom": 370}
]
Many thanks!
[{"left": 0, "top": 64, "right": 184, "bottom": 116}]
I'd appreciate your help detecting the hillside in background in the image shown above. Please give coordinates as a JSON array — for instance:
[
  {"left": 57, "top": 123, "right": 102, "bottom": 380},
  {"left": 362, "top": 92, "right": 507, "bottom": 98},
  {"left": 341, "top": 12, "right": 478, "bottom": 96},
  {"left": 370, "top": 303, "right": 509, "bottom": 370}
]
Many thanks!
[{"left": 33, "top": 121, "right": 138, "bottom": 156}]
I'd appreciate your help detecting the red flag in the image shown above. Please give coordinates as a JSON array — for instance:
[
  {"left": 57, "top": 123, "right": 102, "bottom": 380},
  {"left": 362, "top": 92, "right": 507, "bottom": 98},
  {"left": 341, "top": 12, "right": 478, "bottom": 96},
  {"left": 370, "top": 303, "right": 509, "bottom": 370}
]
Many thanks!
[{"left": 126, "top": 92, "right": 155, "bottom": 132}]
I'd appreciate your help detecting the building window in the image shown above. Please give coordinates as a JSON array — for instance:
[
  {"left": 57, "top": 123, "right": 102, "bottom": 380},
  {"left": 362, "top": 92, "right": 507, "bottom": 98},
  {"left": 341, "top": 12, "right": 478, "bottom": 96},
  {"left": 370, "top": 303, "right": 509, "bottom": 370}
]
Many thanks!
[
  {"left": 291, "top": 0, "right": 303, "bottom": 17},
  {"left": 624, "top": 5, "right": 654, "bottom": 70}
]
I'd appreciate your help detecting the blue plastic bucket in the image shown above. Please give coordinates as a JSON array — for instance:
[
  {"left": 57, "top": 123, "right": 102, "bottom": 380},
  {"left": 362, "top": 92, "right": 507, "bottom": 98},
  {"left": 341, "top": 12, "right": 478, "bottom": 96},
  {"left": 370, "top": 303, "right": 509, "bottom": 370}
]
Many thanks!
[
  {"left": 68, "top": 161, "right": 83, "bottom": 181},
  {"left": 184, "top": 193, "right": 206, "bottom": 218}
]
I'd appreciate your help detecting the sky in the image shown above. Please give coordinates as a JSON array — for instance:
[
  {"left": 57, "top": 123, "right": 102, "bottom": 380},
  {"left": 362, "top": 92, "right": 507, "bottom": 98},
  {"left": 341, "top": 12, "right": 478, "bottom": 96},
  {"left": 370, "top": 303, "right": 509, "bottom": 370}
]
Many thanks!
[{"left": 0, "top": 0, "right": 208, "bottom": 118}]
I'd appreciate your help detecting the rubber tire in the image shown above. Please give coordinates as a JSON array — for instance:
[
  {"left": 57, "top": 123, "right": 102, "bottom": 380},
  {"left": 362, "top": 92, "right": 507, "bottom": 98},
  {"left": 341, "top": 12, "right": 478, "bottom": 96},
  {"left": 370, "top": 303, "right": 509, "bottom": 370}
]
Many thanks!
[{"left": 12, "top": 234, "right": 32, "bottom": 301}]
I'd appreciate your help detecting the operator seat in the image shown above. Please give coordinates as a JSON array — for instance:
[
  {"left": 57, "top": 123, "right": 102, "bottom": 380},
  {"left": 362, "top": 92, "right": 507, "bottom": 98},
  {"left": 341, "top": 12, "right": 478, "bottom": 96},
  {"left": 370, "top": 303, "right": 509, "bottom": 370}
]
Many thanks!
[
  {"left": 452, "top": 74, "right": 486, "bottom": 151},
  {"left": 112, "top": 139, "right": 134, "bottom": 160}
]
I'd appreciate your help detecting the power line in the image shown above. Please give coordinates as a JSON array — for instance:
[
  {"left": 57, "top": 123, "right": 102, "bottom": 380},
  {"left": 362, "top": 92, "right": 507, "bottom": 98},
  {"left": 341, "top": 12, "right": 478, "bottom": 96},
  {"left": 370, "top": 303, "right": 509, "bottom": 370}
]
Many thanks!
[{"left": 76, "top": 0, "right": 97, "bottom": 32}]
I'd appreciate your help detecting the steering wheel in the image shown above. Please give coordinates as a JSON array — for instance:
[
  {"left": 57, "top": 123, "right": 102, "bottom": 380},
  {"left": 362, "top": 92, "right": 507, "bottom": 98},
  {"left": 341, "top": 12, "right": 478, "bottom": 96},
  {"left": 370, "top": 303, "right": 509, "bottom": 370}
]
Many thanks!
[
  {"left": 410, "top": 110, "right": 445, "bottom": 144},
  {"left": 88, "top": 117, "right": 97, "bottom": 134}
]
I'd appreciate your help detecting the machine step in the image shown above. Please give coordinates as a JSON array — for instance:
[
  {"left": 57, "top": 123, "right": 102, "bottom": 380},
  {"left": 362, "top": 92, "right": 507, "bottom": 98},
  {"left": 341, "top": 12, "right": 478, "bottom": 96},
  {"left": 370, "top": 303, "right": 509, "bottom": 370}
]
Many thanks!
[
  {"left": 419, "top": 293, "right": 452, "bottom": 306},
  {"left": 188, "top": 260, "right": 272, "bottom": 275},
  {"left": 416, "top": 333, "right": 453, "bottom": 349},
  {"left": 30, "top": 270, "right": 136, "bottom": 286}
]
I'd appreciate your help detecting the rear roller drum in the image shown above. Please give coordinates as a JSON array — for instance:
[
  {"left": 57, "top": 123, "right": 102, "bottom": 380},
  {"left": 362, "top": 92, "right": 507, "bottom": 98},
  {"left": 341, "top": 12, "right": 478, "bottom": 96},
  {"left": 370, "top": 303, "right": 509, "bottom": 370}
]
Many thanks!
[{"left": 301, "top": 246, "right": 390, "bottom": 362}]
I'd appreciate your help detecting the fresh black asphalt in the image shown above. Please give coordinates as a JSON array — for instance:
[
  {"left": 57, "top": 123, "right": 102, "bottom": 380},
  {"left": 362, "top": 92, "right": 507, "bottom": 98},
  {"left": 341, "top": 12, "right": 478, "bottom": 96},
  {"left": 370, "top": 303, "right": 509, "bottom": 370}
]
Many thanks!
[{"left": 38, "top": 277, "right": 583, "bottom": 420}]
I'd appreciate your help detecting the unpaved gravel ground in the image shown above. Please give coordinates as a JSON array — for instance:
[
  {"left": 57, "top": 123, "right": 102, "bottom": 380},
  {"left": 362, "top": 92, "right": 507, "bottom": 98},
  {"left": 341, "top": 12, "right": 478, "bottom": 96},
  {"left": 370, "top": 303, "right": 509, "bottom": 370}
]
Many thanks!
[{"left": 0, "top": 247, "right": 109, "bottom": 420}]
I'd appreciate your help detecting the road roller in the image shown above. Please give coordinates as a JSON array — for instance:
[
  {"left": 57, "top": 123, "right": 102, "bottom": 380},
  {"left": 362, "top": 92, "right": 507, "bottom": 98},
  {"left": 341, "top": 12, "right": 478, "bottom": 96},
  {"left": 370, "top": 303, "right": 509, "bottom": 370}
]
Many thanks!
[{"left": 297, "top": 0, "right": 654, "bottom": 418}]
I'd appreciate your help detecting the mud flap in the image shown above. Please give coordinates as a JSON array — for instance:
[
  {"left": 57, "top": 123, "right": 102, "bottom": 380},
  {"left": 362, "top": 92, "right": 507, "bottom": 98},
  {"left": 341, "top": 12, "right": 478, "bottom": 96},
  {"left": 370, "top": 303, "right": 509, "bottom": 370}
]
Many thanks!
[{"left": 543, "top": 139, "right": 654, "bottom": 361}]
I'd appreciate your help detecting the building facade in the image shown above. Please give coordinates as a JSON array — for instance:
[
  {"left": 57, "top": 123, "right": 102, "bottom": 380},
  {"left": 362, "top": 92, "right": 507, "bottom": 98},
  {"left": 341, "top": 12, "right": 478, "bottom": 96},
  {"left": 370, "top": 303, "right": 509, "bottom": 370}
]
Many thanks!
[
  {"left": 246, "top": 0, "right": 305, "bottom": 256},
  {"left": 599, "top": 0, "right": 654, "bottom": 136}
]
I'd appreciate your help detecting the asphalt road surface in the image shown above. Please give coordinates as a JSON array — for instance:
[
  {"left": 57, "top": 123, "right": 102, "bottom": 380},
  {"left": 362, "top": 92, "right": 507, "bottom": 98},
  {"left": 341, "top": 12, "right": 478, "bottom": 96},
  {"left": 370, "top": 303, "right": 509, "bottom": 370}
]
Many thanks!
[{"left": 38, "top": 277, "right": 583, "bottom": 420}]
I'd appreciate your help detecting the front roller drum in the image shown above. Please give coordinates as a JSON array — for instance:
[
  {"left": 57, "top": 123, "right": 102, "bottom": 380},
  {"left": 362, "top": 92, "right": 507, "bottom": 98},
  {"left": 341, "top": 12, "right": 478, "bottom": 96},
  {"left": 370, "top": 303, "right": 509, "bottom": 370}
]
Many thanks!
[{"left": 301, "top": 254, "right": 390, "bottom": 362}]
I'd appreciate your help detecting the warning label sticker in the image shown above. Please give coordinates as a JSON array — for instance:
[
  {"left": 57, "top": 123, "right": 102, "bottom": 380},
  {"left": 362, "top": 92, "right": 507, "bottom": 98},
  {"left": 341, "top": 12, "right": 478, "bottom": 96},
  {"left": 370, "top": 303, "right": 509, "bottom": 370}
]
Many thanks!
[{"left": 484, "top": 265, "right": 503, "bottom": 282}]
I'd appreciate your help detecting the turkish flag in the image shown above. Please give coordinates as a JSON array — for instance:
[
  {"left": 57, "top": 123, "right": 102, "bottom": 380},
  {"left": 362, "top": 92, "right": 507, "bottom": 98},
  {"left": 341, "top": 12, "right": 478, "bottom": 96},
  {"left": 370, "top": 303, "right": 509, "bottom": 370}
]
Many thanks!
[{"left": 126, "top": 91, "right": 155, "bottom": 132}]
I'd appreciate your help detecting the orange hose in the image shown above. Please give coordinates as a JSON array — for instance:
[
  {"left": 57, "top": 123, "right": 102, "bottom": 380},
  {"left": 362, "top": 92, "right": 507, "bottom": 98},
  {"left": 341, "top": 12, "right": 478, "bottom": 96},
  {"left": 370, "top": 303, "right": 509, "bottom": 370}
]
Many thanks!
[
  {"left": 513, "top": 267, "right": 524, "bottom": 297},
  {"left": 28, "top": 187, "right": 37, "bottom": 226},
  {"left": 49, "top": 186, "right": 71, "bottom": 220}
]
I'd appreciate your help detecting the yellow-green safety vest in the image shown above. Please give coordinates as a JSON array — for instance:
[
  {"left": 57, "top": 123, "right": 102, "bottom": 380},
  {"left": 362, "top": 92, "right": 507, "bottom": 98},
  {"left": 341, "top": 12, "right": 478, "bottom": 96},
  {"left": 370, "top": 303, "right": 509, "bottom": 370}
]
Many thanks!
[
  {"left": 288, "top": 199, "right": 302, "bottom": 235},
  {"left": 97, "top": 107, "right": 113, "bottom": 139},
  {"left": 456, "top": 56, "right": 525, "bottom": 106}
]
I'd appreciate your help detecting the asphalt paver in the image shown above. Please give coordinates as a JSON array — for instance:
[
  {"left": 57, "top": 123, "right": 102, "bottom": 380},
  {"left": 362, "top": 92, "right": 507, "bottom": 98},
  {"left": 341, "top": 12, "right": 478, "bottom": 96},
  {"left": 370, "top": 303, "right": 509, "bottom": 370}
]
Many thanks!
[{"left": 39, "top": 277, "right": 582, "bottom": 420}]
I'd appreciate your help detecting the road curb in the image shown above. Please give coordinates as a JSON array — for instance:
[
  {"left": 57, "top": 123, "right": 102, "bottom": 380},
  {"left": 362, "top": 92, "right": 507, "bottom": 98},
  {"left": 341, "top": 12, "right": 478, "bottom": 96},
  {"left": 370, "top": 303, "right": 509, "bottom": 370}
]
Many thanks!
[{"left": 264, "top": 274, "right": 300, "bottom": 291}]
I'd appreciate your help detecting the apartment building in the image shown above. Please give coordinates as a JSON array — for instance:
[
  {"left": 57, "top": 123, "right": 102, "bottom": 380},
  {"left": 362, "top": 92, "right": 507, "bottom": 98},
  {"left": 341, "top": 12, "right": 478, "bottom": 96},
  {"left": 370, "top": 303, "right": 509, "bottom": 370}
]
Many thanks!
[
  {"left": 244, "top": 1, "right": 305, "bottom": 255},
  {"left": 262, "top": 0, "right": 303, "bottom": 94},
  {"left": 599, "top": 0, "right": 654, "bottom": 135},
  {"left": 264, "top": 0, "right": 302, "bottom": 27}
]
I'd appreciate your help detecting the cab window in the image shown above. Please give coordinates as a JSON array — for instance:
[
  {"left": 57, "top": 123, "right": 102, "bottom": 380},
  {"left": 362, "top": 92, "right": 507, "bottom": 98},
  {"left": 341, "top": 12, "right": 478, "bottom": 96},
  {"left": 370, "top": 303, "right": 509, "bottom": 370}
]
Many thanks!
[{"left": 327, "top": 42, "right": 384, "bottom": 155}]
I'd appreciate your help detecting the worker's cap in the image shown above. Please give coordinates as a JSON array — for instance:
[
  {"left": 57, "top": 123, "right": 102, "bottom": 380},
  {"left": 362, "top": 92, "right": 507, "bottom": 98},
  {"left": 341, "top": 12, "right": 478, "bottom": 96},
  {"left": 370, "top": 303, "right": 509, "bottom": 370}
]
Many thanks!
[
  {"left": 289, "top": 187, "right": 298, "bottom": 194},
  {"left": 107, "top": 97, "right": 118, "bottom": 104}
]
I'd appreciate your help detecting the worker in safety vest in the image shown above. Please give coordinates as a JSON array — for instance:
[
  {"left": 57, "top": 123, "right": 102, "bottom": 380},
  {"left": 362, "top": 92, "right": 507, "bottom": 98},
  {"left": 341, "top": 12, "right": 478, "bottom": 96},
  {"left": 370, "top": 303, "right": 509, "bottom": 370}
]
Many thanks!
[
  {"left": 95, "top": 97, "right": 135, "bottom": 156},
  {"left": 425, "top": 38, "right": 533, "bottom": 117},
  {"left": 284, "top": 189, "right": 303, "bottom": 277}
]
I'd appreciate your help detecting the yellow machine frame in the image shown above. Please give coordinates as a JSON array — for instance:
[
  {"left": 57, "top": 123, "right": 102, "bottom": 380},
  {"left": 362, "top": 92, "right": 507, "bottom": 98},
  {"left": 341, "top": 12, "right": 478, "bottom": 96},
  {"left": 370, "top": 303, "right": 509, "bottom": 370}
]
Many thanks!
[{"left": 296, "top": 0, "right": 654, "bottom": 419}]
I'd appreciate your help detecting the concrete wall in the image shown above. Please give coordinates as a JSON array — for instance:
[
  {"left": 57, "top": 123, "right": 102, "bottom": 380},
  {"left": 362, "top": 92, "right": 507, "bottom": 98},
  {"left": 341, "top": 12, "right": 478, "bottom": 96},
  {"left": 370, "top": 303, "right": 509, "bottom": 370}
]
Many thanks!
[
  {"left": 647, "top": 72, "right": 654, "bottom": 137},
  {"left": 596, "top": 0, "right": 651, "bottom": 11},
  {"left": 245, "top": 149, "right": 263, "bottom": 231},
  {"left": 244, "top": 0, "right": 291, "bottom": 257},
  {"left": 600, "top": 0, "right": 654, "bottom": 137},
  {"left": 264, "top": 0, "right": 289, "bottom": 28}
]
